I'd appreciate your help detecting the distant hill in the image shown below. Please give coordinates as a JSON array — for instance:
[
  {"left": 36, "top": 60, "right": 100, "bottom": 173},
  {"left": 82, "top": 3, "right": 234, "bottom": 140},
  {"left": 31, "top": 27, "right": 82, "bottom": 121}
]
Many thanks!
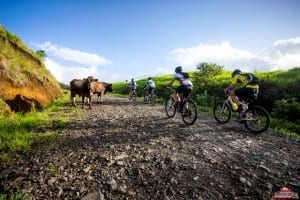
[{"left": 0, "top": 24, "right": 62, "bottom": 114}]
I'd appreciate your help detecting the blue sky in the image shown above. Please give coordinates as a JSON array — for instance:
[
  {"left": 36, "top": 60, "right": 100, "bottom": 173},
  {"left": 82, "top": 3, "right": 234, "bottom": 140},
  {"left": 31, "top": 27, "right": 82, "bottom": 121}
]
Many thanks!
[{"left": 1, "top": 0, "right": 300, "bottom": 84}]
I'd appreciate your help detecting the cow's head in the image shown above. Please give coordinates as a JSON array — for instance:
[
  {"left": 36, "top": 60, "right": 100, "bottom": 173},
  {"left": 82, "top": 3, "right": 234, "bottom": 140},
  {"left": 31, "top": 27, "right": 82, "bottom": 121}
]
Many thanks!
[{"left": 86, "top": 76, "right": 94, "bottom": 91}]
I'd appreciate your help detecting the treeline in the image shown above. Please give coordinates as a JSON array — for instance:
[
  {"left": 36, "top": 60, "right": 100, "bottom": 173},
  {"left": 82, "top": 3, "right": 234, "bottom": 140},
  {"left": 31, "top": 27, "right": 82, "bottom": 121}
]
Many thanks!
[{"left": 113, "top": 63, "right": 300, "bottom": 136}]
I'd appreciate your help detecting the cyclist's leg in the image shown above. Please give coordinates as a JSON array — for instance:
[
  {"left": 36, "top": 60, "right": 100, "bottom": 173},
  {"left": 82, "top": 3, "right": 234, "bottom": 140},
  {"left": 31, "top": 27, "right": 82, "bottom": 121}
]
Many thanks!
[
  {"left": 176, "top": 86, "right": 186, "bottom": 102},
  {"left": 235, "top": 88, "right": 253, "bottom": 116},
  {"left": 149, "top": 87, "right": 154, "bottom": 98},
  {"left": 230, "top": 89, "right": 239, "bottom": 104}
]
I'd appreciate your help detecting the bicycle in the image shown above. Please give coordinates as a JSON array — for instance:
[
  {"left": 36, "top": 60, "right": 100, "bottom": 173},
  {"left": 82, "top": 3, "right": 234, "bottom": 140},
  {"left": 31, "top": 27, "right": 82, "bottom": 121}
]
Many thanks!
[
  {"left": 164, "top": 87, "right": 197, "bottom": 125},
  {"left": 143, "top": 88, "right": 156, "bottom": 106},
  {"left": 129, "top": 90, "right": 137, "bottom": 101},
  {"left": 213, "top": 90, "right": 270, "bottom": 133}
]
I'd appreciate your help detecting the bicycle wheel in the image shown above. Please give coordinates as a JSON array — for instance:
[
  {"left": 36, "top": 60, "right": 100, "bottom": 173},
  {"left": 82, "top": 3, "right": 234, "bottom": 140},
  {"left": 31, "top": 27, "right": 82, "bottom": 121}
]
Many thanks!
[
  {"left": 143, "top": 91, "right": 148, "bottom": 103},
  {"left": 244, "top": 106, "right": 270, "bottom": 133},
  {"left": 150, "top": 94, "right": 156, "bottom": 106},
  {"left": 165, "top": 96, "right": 176, "bottom": 118},
  {"left": 181, "top": 99, "right": 197, "bottom": 125},
  {"left": 213, "top": 102, "right": 231, "bottom": 123}
]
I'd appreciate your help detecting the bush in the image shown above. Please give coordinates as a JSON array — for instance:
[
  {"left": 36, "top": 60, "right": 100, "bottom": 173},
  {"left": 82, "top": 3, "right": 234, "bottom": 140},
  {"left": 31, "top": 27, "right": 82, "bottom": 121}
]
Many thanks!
[{"left": 273, "top": 98, "right": 300, "bottom": 123}]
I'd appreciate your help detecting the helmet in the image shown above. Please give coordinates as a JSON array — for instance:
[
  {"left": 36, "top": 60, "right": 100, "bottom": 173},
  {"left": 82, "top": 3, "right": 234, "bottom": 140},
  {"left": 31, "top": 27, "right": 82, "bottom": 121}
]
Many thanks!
[
  {"left": 175, "top": 66, "right": 182, "bottom": 73},
  {"left": 232, "top": 69, "right": 241, "bottom": 77},
  {"left": 148, "top": 77, "right": 152, "bottom": 80}
]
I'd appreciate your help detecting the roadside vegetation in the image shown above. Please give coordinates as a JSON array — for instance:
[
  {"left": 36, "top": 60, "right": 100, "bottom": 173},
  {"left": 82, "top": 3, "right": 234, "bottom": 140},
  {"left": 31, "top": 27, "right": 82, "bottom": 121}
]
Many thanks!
[{"left": 0, "top": 90, "right": 79, "bottom": 163}]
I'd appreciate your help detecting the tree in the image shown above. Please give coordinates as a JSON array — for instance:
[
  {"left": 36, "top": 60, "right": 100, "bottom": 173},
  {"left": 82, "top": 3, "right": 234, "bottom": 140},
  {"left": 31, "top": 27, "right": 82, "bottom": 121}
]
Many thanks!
[
  {"left": 194, "top": 62, "right": 223, "bottom": 90},
  {"left": 36, "top": 50, "right": 47, "bottom": 59}
]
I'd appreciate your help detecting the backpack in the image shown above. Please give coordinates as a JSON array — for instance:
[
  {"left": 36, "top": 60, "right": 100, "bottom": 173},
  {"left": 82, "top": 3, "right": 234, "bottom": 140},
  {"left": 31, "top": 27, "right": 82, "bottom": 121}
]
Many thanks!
[
  {"left": 245, "top": 73, "right": 259, "bottom": 85},
  {"left": 181, "top": 72, "right": 190, "bottom": 79}
]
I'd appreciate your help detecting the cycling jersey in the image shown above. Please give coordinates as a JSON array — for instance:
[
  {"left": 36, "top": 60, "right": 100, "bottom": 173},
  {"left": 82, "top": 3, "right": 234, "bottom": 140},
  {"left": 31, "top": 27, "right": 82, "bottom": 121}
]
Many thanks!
[
  {"left": 173, "top": 73, "right": 193, "bottom": 87},
  {"left": 146, "top": 80, "right": 155, "bottom": 88},
  {"left": 129, "top": 80, "right": 136, "bottom": 90},
  {"left": 232, "top": 74, "right": 258, "bottom": 89}
]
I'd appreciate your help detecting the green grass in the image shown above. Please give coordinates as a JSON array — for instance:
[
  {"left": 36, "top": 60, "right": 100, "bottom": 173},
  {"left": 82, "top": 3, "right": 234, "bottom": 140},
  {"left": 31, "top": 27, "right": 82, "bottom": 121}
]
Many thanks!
[
  {"left": 0, "top": 192, "right": 27, "bottom": 200},
  {"left": 0, "top": 112, "right": 47, "bottom": 153},
  {"left": 0, "top": 90, "right": 79, "bottom": 163}
]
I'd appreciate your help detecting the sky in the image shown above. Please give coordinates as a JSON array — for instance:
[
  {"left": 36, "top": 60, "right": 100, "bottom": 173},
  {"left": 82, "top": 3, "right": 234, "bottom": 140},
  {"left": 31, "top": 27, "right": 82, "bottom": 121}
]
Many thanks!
[{"left": 1, "top": 0, "right": 300, "bottom": 84}]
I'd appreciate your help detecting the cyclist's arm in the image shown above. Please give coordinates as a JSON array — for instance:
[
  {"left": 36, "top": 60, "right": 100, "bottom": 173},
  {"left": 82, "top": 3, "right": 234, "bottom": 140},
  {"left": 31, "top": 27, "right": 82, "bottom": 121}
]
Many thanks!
[
  {"left": 166, "top": 79, "right": 175, "bottom": 87},
  {"left": 224, "top": 83, "right": 235, "bottom": 92}
]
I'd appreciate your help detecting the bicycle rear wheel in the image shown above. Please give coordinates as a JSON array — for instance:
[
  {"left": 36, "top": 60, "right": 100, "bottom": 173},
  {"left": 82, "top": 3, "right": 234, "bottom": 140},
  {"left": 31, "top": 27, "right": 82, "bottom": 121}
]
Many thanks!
[
  {"left": 181, "top": 99, "right": 197, "bottom": 125},
  {"left": 244, "top": 106, "right": 270, "bottom": 133},
  {"left": 165, "top": 96, "right": 176, "bottom": 118},
  {"left": 143, "top": 91, "right": 148, "bottom": 103},
  {"left": 150, "top": 94, "right": 156, "bottom": 106},
  {"left": 213, "top": 102, "right": 231, "bottom": 123}
]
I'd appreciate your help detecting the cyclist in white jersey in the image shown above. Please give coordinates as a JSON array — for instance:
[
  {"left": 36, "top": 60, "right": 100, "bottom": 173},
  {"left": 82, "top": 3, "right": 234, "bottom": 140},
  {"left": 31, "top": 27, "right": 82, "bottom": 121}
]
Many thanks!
[
  {"left": 144, "top": 77, "right": 156, "bottom": 98},
  {"left": 166, "top": 66, "right": 193, "bottom": 103}
]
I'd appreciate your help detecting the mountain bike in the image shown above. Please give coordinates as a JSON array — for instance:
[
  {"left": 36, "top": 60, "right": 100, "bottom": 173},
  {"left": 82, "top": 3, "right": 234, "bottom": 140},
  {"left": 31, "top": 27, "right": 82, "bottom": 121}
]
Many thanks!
[
  {"left": 165, "top": 87, "right": 197, "bottom": 125},
  {"left": 213, "top": 90, "right": 270, "bottom": 133},
  {"left": 129, "top": 90, "right": 137, "bottom": 101},
  {"left": 143, "top": 88, "right": 156, "bottom": 106}
]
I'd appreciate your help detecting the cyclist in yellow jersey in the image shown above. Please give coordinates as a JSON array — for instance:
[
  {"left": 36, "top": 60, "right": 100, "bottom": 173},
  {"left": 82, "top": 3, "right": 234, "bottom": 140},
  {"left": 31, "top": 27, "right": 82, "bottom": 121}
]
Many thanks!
[{"left": 224, "top": 69, "right": 259, "bottom": 110}]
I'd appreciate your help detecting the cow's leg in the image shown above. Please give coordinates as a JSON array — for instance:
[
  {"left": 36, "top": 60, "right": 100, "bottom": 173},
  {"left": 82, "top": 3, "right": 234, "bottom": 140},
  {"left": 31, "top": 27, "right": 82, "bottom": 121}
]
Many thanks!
[
  {"left": 100, "top": 91, "right": 104, "bottom": 104},
  {"left": 81, "top": 96, "right": 85, "bottom": 109},
  {"left": 73, "top": 97, "right": 76, "bottom": 106},
  {"left": 88, "top": 96, "right": 92, "bottom": 109},
  {"left": 71, "top": 94, "right": 76, "bottom": 106}
]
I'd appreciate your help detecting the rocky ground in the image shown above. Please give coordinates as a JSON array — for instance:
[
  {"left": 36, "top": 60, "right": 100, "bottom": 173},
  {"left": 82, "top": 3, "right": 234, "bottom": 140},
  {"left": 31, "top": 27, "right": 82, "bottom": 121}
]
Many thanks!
[{"left": 1, "top": 95, "right": 299, "bottom": 200}]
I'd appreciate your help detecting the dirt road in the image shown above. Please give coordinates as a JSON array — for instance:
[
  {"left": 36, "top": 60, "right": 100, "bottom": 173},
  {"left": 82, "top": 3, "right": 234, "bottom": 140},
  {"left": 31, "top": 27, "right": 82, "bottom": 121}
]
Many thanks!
[{"left": 1, "top": 95, "right": 299, "bottom": 200}]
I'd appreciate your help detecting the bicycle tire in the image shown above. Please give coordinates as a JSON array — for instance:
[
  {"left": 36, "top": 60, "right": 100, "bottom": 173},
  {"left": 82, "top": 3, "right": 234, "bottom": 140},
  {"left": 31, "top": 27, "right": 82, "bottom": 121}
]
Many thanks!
[
  {"left": 213, "top": 102, "right": 231, "bottom": 123},
  {"left": 143, "top": 91, "right": 148, "bottom": 103},
  {"left": 165, "top": 97, "right": 176, "bottom": 118},
  {"left": 244, "top": 106, "right": 270, "bottom": 133},
  {"left": 181, "top": 99, "right": 197, "bottom": 125},
  {"left": 150, "top": 95, "right": 156, "bottom": 106}
]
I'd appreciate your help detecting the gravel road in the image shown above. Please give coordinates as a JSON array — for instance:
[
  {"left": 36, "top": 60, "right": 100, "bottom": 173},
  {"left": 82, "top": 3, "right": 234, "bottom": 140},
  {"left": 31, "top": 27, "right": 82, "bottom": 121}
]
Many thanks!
[{"left": 1, "top": 95, "right": 299, "bottom": 200}]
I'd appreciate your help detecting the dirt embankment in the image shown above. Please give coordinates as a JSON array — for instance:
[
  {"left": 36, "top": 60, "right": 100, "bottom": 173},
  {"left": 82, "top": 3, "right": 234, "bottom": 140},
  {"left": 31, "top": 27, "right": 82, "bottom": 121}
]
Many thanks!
[
  {"left": 1, "top": 95, "right": 299, "bottom": 200},
  {"left": 0, "top": 33, "right": 62, "bottom": 113}
]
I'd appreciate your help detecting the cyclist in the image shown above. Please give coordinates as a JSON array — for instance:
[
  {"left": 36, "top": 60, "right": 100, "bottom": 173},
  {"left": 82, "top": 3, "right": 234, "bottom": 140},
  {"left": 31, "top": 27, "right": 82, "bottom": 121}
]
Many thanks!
[
  {"left": 143, "top": 77, "right": 156, "bottom": 99},
  {"left": 224, "top": 69, "right": 259, "bottom": 113},
  {"left": 129, "top": 78, "right": 137, "bottom": 99},
  {"left": 166, "top": 66, "right": 193, "bottom": 106}
]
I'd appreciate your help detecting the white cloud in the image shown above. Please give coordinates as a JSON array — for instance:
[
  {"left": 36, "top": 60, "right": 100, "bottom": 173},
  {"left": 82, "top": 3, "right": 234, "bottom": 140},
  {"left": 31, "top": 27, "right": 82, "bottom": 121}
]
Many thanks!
[
  {"left": 169, "top": 38, "right": 300, "bottom": 72},
  {"left": 259, "top": 37, "right": 300, "bottom": 70},
  {"left": 44, "top": 58, "right": 98, "bottom": 84},
  {"left": 37, "top": 42, "right": 113, "bottom": 66},
  {"left": 35, "top": 42, "right": 117, "bottom": 84}
]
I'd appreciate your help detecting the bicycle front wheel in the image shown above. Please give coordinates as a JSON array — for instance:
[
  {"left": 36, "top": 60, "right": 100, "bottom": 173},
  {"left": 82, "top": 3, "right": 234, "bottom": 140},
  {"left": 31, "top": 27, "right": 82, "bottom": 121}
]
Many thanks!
[
  {"left": 165, "top": 97, "right": 176, "bottom": 118},
  {"left": 244, "top": 106, "right": 270, "bottom": 133},
  {"left": 213, "top": 102, "right": 231, "bottom": 123},
  {"left": 181, "top": 99, "right": 197, "bottom": 125}
]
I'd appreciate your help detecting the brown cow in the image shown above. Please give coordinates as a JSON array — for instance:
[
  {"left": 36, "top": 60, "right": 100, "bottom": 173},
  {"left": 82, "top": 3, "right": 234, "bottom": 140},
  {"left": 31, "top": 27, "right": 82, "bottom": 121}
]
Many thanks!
[
  {"left": 91, "top": 82, "right": 113, "bottom": 103},
  {"left": 70, "top": 76, "right": 95, "bottom": 109}
]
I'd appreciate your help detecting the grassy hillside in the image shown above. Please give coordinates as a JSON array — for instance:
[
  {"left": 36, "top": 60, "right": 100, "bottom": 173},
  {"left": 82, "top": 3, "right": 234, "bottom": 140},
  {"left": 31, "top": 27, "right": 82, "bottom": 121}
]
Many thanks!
[{"left": 0, "top": 24, "right": 62, "bottom": 112}]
